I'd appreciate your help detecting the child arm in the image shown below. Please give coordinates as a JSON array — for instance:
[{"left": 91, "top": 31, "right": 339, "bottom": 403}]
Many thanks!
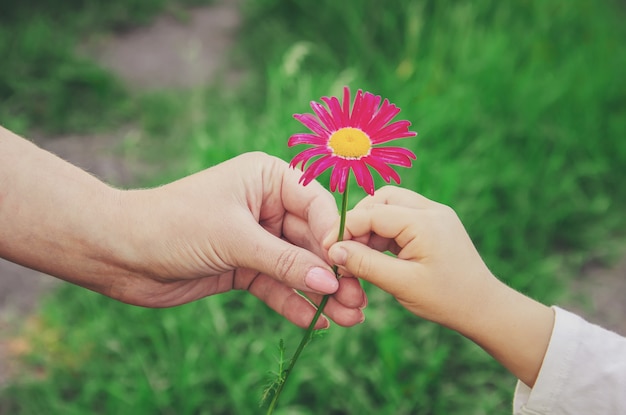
[{"left": 324, "top": 186, "right": 554, "bottom": 387}]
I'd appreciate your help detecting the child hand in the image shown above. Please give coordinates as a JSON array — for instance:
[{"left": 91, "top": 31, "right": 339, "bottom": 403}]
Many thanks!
[
  {"left": 323, "top": 186, "right": 498, "bottom": 331},
  {"left": 323, "top": 186, "right": 554, "bottom": 387}
]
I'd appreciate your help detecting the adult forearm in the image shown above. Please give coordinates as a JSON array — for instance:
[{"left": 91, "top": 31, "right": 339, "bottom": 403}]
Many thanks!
[{"left": 0, "top": 126, "right": 131, "bottom": 294}]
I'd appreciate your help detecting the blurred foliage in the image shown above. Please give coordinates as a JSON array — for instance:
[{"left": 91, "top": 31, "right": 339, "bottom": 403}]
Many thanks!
[
  {"left": 0, "top": 0, "right": 213, "bottom": 133},
  {"left": 232, "top": 0, "right": 626, "bottom": 277},
  {"left": 0, "top": 20, "right": 127, "bottom": 133},
  {"left": 0, "top": 0, "right": 209, "bottom": 30},
  {"left": 1, "top": 0, "right": 626, "bottom": 414}
]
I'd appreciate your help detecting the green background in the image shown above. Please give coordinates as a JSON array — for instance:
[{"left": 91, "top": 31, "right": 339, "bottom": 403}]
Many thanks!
[{"left": 1, "top": 0, "right": 625, "bottom": 413}]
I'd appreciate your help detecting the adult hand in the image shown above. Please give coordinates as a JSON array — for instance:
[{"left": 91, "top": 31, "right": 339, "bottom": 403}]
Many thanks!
[
  {"left": 0, "top": 126, "right": 365, "bottom": 329},
  {"left": 112, "top": 152, "right": 366, "bottom": 328}
]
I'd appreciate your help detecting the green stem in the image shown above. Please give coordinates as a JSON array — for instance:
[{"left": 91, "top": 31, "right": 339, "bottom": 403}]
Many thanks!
[{"left": 265, "top": 182, "right": 350, "bottom": 414}]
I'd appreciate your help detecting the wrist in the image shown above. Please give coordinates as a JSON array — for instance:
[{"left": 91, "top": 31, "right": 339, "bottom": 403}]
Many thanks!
[
  {"left": 0, "top": 126, "right": 166, "bottom": 302},
  {"left": 104, "top": 188, "right": 167, "bottom": 279},
  {"left": 65, "top": 185, "right": 144, "bottom": 296},
  {"left": 109, "top": 185, "right": 212, "bottom": 284},
  {"left": 84, "top": 187, "right": 179, "bottom": 302},
  {"left": 457, "top": 277, "right": 555, "bottom": 386}
]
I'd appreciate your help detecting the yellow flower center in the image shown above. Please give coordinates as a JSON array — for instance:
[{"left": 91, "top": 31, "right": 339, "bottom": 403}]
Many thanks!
[{"left": 328, "top": 127, "right": 371, "bottom": 159}]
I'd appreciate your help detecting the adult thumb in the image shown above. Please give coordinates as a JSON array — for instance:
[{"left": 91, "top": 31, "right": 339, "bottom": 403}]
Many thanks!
[{"left": 236, "top": 224, "right": 339, "bottom": 294}]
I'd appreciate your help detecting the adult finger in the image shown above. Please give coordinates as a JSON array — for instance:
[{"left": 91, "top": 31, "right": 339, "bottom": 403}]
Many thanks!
[
  {"left": 305, "top": 275, "right": 367, "bottom": 310},
  {"left": 235, "top": 220, "right": 339, "bottom": 295},
  {"left": 245, "top": 271, "right": 365, "bottom": 328},
  {"left": 277, "top": 161, "right": 339, "bottom": 244},
  {"left": 245, "top": 273, "right": 330, "bottom": 329},
  {"left": 303, "top": 290, "right": 366, "bottom": 327},
  {"left": 281, "top": 213, "right": 328, "bottom": 260}
]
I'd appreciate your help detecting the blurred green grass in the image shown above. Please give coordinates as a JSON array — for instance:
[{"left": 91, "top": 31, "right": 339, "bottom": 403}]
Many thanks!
[
  {"left": 0, "top": 0, "right": 211, "bottom": 133},
  {"left": 2, "top": 0, "right": 626, "bottom": 414}
]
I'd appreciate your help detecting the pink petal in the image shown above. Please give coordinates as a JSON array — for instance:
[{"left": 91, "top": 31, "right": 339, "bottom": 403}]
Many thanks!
[
  {"left": 329, "top": 158, "right": 351, "bottom": 193},
  {"left": 290, "top": 146, "right": 329, "bottom": 169},
  {"left": 370, "top": 120, "right": 416, "bottom": 144},
  {"left": 350, "top": 89, "right": 364, "bottom": 125},
  {"left": 370, "top": 147, "right": 417, "bottom": 167},
  {"left": 354, "top": 92, "right": 382, "bottom": 130},
  {"left": 310, "top": 101, "right": 337, "bottom": 132},
  {"left": 351, "top": 161, "right": 376, "bottom": 195},
  {"left": 288, "top": 133, "right": 326, "bottom": 146},
  {"left": 321, "top": 96, "right": 349, "bottom": 128},
  {"left": 363, "top": 156, "right": 401, "bottom": 183},
  {"left": 372, "top": 131, "right": 417, "bottom": 145},
  {"left": 364, "top": 99, "right": 401, "bottom": 134},
  {"left": 294, "top": 113, "right": 329, "bottom": 137},
  {"left": 300, "top": 155, "right": 336, "bottom": 185},
  {"left": 342, "top": 87, "right": 352, "bottom": 125}
]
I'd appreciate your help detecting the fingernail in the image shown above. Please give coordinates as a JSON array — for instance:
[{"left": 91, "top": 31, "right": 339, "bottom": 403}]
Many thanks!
[
  {"left": 305, "top": 267, "right": 339, "bottom": 293},
  {"left": 359, "top": 292, "right": 368, "bottom": 310},
  {"left": 329, "top": 245, "right": 348, "bottom": 266},
  {"left": 318, "top": 318, "right": 330, "bottom": 330}
]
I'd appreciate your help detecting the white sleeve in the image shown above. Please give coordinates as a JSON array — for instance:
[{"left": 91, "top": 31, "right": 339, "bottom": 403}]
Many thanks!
[{"left": 513, "top": 306, "right": 626, "bottom": 415}]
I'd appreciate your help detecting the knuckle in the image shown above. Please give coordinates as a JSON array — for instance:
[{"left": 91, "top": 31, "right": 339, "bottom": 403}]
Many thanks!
[
  {"left": 243, "top": 150, "right": 270, "bottom": 162},
  {"left": 377, "top": 185, "right": 395, "bottom": 198},
  {"left": 351, "top": 251, "right": 372, "bottom": 278},
  {"left": 378, "top": 185, "right": 395, "bottom": 193},
  {"left": 274, "top": 248, "right": 300, "bottom": 280},
  {"left": 441, "top": 205, "right": 462, "bottom": 224},
  {"left": 432, "top": 201, "right": 456, "bottom": 219},
  {"left": 438, "top": 203, "right": 456, "bottom": 217}
]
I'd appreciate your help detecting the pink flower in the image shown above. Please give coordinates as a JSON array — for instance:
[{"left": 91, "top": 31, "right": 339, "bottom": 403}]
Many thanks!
[{"left": 288, "top": 86, "right": 417, "bottom": 195}]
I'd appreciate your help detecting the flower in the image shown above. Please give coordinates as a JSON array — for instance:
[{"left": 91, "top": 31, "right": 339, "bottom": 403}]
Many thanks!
[{"left": 288, "top": 86, "right": 417, "bottom": 195}]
